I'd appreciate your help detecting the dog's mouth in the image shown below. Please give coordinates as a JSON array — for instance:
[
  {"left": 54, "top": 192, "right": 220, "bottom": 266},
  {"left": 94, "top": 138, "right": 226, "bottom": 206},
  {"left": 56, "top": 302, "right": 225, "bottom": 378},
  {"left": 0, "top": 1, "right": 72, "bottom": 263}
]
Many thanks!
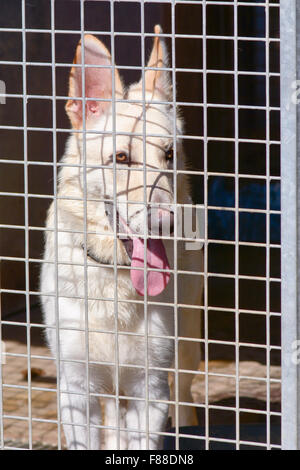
[
  {"left": 120, "top": 238, "right": 133, "bottom": 260},
  {"left": 104, "top": 201, "right": 170, "bottom": 297},
  {"left": 104, "top": 201, "right": 134, "bottom": 260}
]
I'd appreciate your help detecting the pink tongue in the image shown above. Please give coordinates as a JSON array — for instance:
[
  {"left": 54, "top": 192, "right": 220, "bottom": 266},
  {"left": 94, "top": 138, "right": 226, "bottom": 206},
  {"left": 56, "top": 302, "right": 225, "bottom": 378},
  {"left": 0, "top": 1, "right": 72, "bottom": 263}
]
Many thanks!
[{"left": 130, "top": 238, "right": 170, "bottom": 297}]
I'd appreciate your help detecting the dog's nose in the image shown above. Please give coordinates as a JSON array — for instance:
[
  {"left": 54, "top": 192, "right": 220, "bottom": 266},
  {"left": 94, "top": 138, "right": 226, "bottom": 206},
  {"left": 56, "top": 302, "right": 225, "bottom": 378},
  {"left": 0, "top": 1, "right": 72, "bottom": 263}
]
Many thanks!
[{"left": 148, "top": 208, "right": 174, "bottom": 236}]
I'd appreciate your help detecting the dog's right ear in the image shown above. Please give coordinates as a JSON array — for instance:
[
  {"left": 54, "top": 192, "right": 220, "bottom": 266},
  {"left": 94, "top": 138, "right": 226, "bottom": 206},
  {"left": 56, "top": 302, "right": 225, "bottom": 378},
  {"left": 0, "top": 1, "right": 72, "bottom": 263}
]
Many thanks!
[
  {"left": 144, "top": 25, "right": 171, "bottom": 99},
  {"left": 66, "top": 35, "right": 123, "bottom": 129}
]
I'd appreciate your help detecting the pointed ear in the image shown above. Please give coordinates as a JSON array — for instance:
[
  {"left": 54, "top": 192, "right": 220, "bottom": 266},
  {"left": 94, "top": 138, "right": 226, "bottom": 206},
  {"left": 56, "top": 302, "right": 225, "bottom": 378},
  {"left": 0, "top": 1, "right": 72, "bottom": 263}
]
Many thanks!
[
  {"left": 144, "top": 25, "right": 171, "bottom": 98},
  {"left": 66, "top": 34, "right": 124, "bottom": 129}
]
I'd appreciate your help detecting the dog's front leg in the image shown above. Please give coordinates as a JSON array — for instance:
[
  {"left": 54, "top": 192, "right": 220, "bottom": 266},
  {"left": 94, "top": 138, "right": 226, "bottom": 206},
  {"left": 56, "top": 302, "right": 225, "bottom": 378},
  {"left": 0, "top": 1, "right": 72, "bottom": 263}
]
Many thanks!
[
  {"left": 60, "top": 363, "right": 102, "bottom": 450},
  {"left": 102, "top": 397, "right": 128, "bottom": 450},
  {"left": 125, "top": 374, "right": 169, "bottom": 450}
]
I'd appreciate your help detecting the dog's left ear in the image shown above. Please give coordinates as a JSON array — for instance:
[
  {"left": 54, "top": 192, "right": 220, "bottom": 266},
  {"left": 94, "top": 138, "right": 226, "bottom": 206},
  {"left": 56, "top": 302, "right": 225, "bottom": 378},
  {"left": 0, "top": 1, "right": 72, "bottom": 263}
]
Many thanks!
[{"left": 144, "top": 25, "right": 171, "bottom": 99}]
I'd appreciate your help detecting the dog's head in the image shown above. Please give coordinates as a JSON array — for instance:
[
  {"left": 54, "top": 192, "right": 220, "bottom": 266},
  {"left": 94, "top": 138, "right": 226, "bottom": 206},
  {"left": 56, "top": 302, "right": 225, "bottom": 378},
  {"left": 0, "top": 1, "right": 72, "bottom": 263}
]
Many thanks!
[{"left": 65, "top": 26, "right": 186, "bottom": 296}]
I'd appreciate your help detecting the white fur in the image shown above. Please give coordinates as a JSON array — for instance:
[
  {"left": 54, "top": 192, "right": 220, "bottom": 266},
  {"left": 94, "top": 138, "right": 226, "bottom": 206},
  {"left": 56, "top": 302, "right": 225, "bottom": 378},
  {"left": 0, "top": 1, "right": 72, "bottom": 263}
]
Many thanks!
[{"left": 40, "top": 32, "right": 203, "bottom": 450}]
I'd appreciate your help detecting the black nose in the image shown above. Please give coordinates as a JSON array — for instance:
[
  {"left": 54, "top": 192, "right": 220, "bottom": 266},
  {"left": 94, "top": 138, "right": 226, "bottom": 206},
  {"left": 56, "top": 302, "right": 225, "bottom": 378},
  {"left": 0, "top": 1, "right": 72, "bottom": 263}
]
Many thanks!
[{"left": 148, "top": 208, "right": 174, "bottom": 236}]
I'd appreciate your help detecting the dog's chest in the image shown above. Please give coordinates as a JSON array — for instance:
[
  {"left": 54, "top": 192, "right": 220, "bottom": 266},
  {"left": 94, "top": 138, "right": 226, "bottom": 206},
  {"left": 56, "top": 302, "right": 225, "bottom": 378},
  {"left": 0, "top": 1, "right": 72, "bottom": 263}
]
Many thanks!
[
  {"left": 54, "top": 259, "right": 173, "bottom": 367},
  {"left": 43, "top": 220, "right": 175, "bottom": 367}
]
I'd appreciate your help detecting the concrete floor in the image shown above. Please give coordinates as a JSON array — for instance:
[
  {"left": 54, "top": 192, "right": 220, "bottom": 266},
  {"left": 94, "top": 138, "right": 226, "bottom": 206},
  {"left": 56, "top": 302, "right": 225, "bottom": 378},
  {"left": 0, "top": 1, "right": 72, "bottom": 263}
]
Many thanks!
[{"left": 1, "top": 307, "right": 281, "bottom": 449}]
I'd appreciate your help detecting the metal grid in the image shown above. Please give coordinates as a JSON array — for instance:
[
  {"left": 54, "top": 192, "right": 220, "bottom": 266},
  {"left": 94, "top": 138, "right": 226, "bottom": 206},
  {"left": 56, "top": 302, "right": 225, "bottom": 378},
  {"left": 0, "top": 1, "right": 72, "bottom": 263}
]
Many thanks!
[{"left": 0, "top": 0, "right": 283, "bottom": 450}]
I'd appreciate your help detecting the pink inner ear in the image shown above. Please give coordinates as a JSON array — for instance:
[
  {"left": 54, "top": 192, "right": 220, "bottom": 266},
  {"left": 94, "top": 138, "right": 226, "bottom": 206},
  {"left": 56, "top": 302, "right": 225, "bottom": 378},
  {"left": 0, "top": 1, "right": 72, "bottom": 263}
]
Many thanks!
[
  {"left": 85, "top": 67, "right": 112, "bottom": 117},
  {"left": 70, "top": 39, "right": 113, "bottom": 123}
]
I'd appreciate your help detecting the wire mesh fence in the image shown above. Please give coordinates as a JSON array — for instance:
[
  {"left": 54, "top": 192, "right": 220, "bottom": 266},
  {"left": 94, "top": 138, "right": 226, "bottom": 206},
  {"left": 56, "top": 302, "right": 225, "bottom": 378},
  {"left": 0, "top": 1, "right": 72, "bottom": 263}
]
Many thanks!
[{"left": 0, "top": 0, "right": 282, "bottom": 450}]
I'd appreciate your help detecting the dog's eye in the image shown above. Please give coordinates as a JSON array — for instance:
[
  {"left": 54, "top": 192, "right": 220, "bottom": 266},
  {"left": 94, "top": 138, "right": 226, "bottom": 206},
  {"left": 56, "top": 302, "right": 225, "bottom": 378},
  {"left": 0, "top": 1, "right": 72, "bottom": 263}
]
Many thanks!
[
  {"left": 116, "top": 152, "right": 129, "bottom": 164},
  {"left": 165, "top": 149, "right": 174, "bottom": 161}
]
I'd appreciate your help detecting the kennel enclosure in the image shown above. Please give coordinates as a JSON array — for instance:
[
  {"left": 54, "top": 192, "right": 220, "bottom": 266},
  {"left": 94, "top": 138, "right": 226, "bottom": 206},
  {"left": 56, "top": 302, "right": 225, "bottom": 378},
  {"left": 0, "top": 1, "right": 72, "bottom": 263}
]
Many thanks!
[{"left": 0, "top": 0, "right": 293, "bottom": 449}]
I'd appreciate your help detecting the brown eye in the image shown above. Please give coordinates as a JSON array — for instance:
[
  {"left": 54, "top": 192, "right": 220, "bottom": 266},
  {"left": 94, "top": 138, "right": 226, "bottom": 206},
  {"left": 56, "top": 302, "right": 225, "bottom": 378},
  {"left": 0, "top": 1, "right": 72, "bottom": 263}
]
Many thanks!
[
  {"left": 165, "top": 148, "right": 174, "bottom": 161},
  {"left": 116, "top": 152, "right": 128, "bottom": 163}
]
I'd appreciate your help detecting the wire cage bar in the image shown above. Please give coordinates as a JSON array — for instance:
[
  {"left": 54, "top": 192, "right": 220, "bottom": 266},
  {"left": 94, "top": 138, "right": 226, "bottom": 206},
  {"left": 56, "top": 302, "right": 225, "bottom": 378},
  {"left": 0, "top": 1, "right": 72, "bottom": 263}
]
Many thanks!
[{"left": 0, "top": 0, "right": 285, "bottom": 451}]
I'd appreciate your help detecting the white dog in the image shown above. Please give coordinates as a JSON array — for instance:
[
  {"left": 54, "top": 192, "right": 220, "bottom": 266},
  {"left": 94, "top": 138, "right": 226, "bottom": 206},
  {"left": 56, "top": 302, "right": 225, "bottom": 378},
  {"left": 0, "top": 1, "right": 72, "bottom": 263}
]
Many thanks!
[{"left": 41, "top": 26, "right": 203, "bottom": 450}]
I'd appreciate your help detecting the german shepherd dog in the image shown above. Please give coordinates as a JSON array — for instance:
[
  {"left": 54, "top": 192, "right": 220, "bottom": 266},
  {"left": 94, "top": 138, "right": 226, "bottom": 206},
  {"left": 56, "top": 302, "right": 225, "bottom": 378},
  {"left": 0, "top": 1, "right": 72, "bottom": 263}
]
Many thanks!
[{"left": 41, "top": 26, "right": 203, "bottom": 450}]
